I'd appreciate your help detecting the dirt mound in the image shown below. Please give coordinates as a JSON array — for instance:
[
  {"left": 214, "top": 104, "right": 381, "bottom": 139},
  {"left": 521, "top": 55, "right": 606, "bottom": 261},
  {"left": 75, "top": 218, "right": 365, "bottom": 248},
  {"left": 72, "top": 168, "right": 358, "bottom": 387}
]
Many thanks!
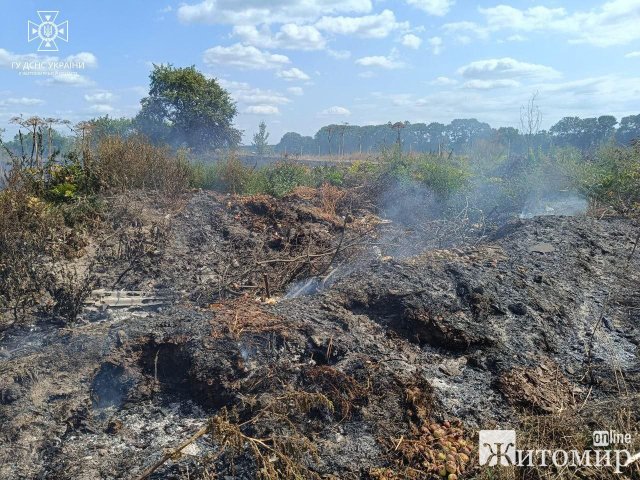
[{"left": 1, "top": 191, "right": 639, "bottom": 479}]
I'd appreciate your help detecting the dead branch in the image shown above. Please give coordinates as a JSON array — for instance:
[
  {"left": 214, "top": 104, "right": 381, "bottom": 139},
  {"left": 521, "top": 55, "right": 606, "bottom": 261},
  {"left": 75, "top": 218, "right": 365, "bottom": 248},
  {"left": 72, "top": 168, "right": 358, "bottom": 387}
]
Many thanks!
[{"left": 134, "top": 423, "right": 211, "bottom": 480}]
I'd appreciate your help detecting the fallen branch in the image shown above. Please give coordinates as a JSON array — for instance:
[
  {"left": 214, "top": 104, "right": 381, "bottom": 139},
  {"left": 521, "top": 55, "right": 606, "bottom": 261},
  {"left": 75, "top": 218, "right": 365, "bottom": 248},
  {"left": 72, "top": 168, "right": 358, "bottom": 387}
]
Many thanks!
[{"left": 134, "top": 423, "right": 210, "bottom": 480}]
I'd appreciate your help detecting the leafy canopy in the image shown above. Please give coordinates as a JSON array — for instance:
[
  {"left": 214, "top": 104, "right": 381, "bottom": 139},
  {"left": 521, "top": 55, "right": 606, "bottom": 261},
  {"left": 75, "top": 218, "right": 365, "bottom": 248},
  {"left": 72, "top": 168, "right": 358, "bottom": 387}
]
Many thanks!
[{"left": 135, "top": 64, "right": 241, "bottom": 151}]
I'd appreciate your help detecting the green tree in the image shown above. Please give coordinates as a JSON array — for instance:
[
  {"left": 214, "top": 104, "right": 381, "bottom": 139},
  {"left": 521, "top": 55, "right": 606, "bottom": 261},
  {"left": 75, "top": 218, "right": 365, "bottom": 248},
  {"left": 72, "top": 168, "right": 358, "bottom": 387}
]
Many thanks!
[
  {"left": 252, "top": 121, "right": 270, "bottom": 156},
  {"left": 616, "top": 114, "right": 640, "bottom": 145},
  {"left": 135, "top": 64, "right": 241, "bottom": 151},
  {"left": 91, "top": 115, "right": 134, "bottom": 138}
]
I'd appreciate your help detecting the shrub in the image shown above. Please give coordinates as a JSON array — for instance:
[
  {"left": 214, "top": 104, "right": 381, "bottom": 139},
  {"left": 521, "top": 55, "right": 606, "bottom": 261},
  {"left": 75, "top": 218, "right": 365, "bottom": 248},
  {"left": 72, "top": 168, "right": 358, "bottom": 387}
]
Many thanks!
[
  {"left": 308, "top": 165, "right": 345, "bottom": 187},
  {"left": 559, "top": 144, "right": 640, "bottom": 213},
  {"left": 191, "top": 154, "right": 255, "bottom": 193},
  {"left": 411, "top": 154, "right": 470, "bottom": 197},
  {"left": 95, "top": 134, "right": 191, "bottom": 194},
  {"left": 0, "top": 189, "right": 60, "bottom": 322},
  {"left": 262, "top": 161, "right": 312, "bottom": 197}
]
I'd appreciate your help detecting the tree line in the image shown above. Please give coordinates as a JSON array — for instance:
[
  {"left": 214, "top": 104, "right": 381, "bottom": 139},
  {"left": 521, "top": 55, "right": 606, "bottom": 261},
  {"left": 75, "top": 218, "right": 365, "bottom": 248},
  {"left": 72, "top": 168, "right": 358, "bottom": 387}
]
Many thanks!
[{"left": 275, "top": 115, "right": 640, "bottom": 156}]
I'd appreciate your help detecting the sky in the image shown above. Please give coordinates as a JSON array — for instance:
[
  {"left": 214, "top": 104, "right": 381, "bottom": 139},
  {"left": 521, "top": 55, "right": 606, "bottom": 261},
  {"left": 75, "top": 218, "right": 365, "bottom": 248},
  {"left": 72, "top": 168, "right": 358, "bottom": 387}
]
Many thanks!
[{"left": 1, "top": 0, "right": 640, "bottom": 144}]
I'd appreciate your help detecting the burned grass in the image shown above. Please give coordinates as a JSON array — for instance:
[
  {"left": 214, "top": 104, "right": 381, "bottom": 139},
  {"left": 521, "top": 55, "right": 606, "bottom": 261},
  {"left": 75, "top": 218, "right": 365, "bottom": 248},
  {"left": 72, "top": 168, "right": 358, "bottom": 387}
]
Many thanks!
[{"left": 1, "top": 186, "right": 640, "bottom": 479}]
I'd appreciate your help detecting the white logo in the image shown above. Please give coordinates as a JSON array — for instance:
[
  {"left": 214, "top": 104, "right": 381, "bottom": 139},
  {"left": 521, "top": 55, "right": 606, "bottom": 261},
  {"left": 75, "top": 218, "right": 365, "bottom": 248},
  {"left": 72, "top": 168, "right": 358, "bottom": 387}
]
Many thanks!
[
  {"left": 479, "top": 429, "right": 640, "bottom": 474},
  {"left": 593, "top": 430, "right": 633, "bottom": 447},
  {"left": 479, "top": 430, "right": 517, "bottom": 466},
  {"left": 28, "top": 11, "right": 69, "bottom": 52}
]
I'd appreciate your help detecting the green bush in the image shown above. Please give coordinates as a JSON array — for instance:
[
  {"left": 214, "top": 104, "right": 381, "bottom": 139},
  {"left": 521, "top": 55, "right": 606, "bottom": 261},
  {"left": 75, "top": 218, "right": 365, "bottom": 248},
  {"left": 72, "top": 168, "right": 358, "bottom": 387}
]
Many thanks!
[
  {"left": 310, "top": 165, "right": 346, "bottom": 187},
  {"left": 559, "top": 144, "right": 640, "bottom": 212},
  {"left": 262, "top": 161, "right": 312, "bottom": 197},
  {"left": 411, "top": 154, "right": 470, "bottom": 197}
]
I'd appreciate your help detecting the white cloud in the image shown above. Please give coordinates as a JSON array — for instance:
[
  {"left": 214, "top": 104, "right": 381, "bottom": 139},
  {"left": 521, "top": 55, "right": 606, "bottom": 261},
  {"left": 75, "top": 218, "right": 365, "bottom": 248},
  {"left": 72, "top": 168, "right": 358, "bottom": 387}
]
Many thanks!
[
  {"left": 327, "top": 49, "right": 351, "bottom": 60},
  {"left": 89, "top": 104, "right": 115, "bottom": 114},
  {"left": 463, "top": 79, "right": 521, "bottom": 90},
  {"left": 428, "top": 36, "right": 443, "bottom": 55},
  {"left": 39, "top": 72, "right": 95, "bottom": 87},
  {"left": 1, "top": 97, "right": 44, "bottom": 106},
  {"left": 356, "top": 52, "right": 405, "bottom": 69},
  {"left": 278, "top": 24, "right": 326, "bottom": 49},
  {"left": 287, "top": 86, "right": 304, "bottom": 96},
  {"left": 239, "top": 90, "right": 290, "bottom": 105},
  {"left": 245, "top": 105, "right": 280, "bottom": 115},
  {"left": 218, "top": 79, "right": 291, "bottom": 120},
  {"left": 401, "top": 33, "right": 422, "bottom": 49},
  {"left": 178, "top": 0, "right": 372, "bottom": 25},
  {"left": 203, "top": 43, "right": 290, "bottom": 70},
  {"left": 625, "top": 51, "right": 640, "bottom": 58},
  {"left": 442, "top": 21, "right": 489, "bottom": 39},
  {"left": 276, "top": 67, "right": 310, "bottom": 81},
  {"left": 507, "top": 34, "right": 527, "bottom": 42},
  {"left": 65, "top": 52, "right": 98, "bottom": 68},
  {"left": 431, "top": 76, "right": 458, "bottom": 86},
  {"left": 358, "top": 71, "right": 376, "bottom": 78},
  {"left": 320, "top": 106, "right": 351, "bottom": 116},
  {"left": 84, "top": 91, "right": 114, "bottom": 103},
  {"left": 315, "top": 9, "right": 409, "bottom": 39},
  {"left": 406, "top": 0, "right": 455, "bottom": 16},
  {"left": 446, "top": 1, "right": 640, "bottom": 47},
  {"left": 233, "top": 24, "right": 326, "bottom": 50},
  {"left": 479, "top": 5, "right": 567, "bottom": 31},
  {"left": 457, "top": 57, "right": 561, "bottom": 81},
  {"left": 314, "top": 73, "right": 640, "bottom": 133}
]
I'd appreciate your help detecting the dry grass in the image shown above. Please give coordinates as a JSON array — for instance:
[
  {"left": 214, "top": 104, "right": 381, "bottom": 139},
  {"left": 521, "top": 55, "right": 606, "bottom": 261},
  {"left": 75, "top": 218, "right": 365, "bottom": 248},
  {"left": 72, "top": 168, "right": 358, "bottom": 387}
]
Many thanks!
[
  {"left": 208, "top": 297, "right": 291, "bottom": 340},
  {"left": 319, "top": 183, "right": 347, "bottom": 216},
  {"left": 95, "top": 134, "right": 191, "bottom": 195},
  {"left": 303, "top": 365, "right": 370, "bottom": 420},
  {"left": 473, "top": 395, "right": 640, "bottom": 480}
]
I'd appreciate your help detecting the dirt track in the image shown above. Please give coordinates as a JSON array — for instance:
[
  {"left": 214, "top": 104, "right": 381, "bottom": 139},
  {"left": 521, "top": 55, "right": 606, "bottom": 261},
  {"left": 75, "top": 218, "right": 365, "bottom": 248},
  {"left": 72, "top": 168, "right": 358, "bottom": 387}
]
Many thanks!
[{"left": 1, "top": 190, "right": 639, "bottom": 479}]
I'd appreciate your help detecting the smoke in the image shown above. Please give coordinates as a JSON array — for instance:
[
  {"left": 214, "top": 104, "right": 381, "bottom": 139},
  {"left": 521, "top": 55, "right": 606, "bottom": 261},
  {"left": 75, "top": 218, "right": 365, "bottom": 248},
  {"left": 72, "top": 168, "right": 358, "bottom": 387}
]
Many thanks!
[{"left": 519, "top": 192, "right": 588, "bottom": 218}]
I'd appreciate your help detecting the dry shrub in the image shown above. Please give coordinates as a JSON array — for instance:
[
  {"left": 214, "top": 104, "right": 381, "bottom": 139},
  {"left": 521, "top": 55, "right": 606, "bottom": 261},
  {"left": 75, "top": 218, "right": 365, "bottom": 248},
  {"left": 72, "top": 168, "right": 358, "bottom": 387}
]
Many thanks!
[
  {"left": 44, "top": 264, "right": 96, "bottom": 323},
  {"left": 205, "top": 391, "right": 334, "bottom": 479},
  {"left": 214, "top": 154, "right": 254, "bottom": 194},
  {"left": 290, "top": 184, "right": 347, "bottom": 216},
  {"left": 319, "top": 182, "right": 346, "bottom": 216},
  {"left": 95, "top": 134, "right": 191, "bottom": 194},
  {"left": 0, "top": 189, "right": 60, "bottom": 323},
  {"left": 303, "top": 365, "right": 369, "bottom": 419}
]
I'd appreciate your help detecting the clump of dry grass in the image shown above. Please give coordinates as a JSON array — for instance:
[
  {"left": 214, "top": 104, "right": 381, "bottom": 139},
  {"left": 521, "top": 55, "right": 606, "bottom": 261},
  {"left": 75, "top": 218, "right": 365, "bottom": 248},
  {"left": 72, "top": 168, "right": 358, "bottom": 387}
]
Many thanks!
[
  {"left": 95, "top": 134, "right": 191, "bottom": 195},
  {"left": 319, "top": 183, "right": 347, "bottom": 216},
  {"left": 139, "top": 390, "right": 335, "bottom": 480},
  {"left": 208, "top": 297, "right": 291, "bottom": 340},
  {"left": 303, "top": 365, "right": 370, "bottom": 420}
]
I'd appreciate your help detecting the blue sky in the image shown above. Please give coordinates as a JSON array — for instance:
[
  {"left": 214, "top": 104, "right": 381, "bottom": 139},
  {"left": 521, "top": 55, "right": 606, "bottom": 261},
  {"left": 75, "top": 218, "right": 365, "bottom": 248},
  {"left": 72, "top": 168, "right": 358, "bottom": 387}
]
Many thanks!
[{"left": 1, "top": 0, "right": 640, "bottom": 143}]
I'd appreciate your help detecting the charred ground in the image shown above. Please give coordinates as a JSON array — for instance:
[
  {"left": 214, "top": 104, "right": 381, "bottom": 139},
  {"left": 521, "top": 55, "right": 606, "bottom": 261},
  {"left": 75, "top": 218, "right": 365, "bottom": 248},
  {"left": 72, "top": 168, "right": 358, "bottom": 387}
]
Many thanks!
[{"left": 1, "top": 181, "right": 639, "bottom": 479}]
